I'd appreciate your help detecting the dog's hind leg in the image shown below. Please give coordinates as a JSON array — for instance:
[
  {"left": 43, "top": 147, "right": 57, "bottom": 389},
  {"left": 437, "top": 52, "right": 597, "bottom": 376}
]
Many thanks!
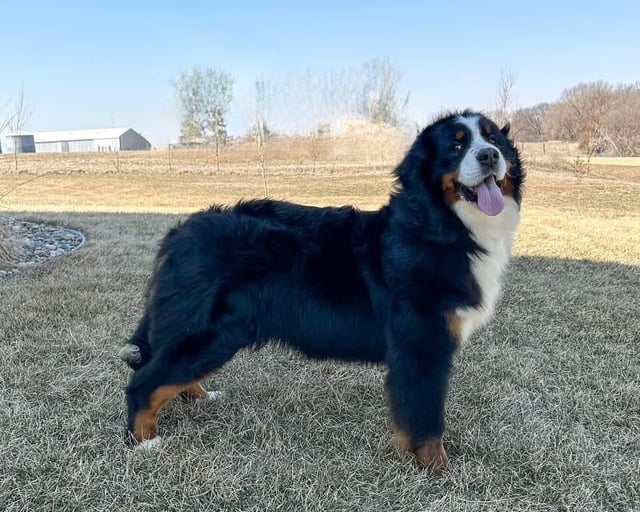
[{"left": 126, "top": 322, "right": 249, "bottom": 447}]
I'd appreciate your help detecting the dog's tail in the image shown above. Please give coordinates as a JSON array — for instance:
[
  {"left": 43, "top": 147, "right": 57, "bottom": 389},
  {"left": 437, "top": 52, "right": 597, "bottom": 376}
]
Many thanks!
[{"left": 118, "top": 313, "right": 151, "bottom": 370}]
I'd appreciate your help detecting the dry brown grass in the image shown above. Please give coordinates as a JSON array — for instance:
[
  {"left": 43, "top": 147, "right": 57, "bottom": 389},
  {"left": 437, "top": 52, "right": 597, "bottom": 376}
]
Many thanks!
[
  {"left": 586, "top": 156, "right": 640, "bottom": 167},
  {"left": 1, "top": 146, "right": 639, "bottom": 510},
  {"left": 519, "top": 141, "right": 640, "bottom": 182},
  {"left": 0, "top": 172, "right": 394, "bottom": 214},
  {"left": 0, "top": 220, "right": 15, "bottom": 269}
]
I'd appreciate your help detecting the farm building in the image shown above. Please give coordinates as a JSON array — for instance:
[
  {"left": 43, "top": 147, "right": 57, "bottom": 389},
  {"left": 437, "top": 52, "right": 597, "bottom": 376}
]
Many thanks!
[
  {"left": 0, "top": 134, "right": 36, "bottom": 154},
  {"left": 31, "top": 128, "right": 151, "bottom": 153}
]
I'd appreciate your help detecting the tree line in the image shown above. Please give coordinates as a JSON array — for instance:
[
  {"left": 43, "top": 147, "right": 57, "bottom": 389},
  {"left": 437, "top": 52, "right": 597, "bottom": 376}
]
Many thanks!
[
  {"left": 177, "top": 63, "right": 640, "bottom": 160},
  {"left": 510, "top": 80, "right": 640, "bottom": 157}
]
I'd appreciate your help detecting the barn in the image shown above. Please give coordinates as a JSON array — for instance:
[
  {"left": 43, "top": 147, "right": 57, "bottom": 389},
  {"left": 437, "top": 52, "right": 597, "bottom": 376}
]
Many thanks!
[
  {"left": 32, "top": 127, "right": 151, "bottom": 153},
  {"left": 0, "top": 134, "right": 36, "bottom": 154}
]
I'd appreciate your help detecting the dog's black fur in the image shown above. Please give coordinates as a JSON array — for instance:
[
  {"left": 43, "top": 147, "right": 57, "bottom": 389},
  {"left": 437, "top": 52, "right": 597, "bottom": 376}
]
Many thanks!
[{"left": 122, "top": 110, "right": 523, "bottom": 468}]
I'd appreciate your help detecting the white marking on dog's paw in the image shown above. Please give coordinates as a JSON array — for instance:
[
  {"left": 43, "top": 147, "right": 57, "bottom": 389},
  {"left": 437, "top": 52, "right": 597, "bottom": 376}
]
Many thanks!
[
  {"left": 207, "top": 390, "right": 224, "bottom": 401},
  {"left": 118, "top": 344, "right": 141, "bottom": 364},
  {"left": 134, "top": 436, "right": 162, "bottom": 451}
]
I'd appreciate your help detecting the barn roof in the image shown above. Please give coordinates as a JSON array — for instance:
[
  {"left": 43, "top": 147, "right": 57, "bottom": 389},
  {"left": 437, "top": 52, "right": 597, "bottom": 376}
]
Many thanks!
[{"left": 33, "top": 127, "right": 131, "bottom": 143}]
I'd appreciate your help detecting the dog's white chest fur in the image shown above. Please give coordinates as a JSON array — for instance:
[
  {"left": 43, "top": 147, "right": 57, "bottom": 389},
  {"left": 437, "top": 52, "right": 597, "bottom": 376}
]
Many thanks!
[{"left": 452, "top": 197, "right": 520, "bottom": 344}]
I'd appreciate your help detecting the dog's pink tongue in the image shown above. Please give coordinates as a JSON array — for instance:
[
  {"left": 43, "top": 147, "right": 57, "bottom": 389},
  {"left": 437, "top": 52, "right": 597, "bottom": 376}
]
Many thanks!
[{"left": 476, "top": 177, "right": 504, "bottom": 216}]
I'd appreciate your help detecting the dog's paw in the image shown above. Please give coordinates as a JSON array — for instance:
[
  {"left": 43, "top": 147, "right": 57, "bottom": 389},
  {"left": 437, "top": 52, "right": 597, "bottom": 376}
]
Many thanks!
[
  {"left": 206, "top": 390, "right": 224, "bottom": 401},
  {"left": 414, "top": 438, "right": 449, "bottom": 473},
  {"left": 117, "top": 344, "right": 141, "bottom": 365},
  {"left": 134, "top": 436, "right": 162, "bottom": 452}
]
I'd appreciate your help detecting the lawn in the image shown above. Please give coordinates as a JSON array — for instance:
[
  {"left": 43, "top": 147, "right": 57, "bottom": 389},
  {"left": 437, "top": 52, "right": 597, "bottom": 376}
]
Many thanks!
[{"left": 0, "top": 151, "right": 639, "bottom": 511}]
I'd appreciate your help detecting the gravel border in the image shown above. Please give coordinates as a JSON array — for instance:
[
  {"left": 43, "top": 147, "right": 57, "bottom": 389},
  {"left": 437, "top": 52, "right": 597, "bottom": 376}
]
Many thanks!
[{"left": 0, "top": 217, "right": 86, "bottom": 277}]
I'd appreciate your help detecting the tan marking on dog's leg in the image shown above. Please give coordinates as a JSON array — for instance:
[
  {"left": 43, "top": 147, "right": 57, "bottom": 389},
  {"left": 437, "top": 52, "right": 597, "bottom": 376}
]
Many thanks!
[
  {"left": 447, "top": 312, "right": 463, "bottom": 350},
  {"left": 132, "top": 384, "right": 187, "bottom": 442},
  {"left": 395, "top": 429, "right": 412, "bottom": 452},
  {"left": 395, "top": 430, "right": 449, "bottom": 473},
  {"left": 182, "top": 382, "right": 210, "bottom": 400},
  {"left": 180, "top": 372, "right": 221, "bottom": 401}
]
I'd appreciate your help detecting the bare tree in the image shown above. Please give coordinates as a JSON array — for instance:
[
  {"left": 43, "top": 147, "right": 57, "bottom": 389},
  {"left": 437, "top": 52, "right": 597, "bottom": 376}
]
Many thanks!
[
  {"left": 560, "top": 81, "right": 614, "bottom": 174},
  {"left": 511, "top": 102, "right": 549, "bottom": 142},
  {"left": 493, "top": 69, "right": 517, "bottom": 129},
  {"left": 511, "top": 102, "right": 550, "bottom": 154},
  {"left": 539, "top": 80, "right": 640, "bottom": 157},
  {"left": 602, "top": 82, "right": 640, "bottom": 156},
  {"left": 357, "top": 58, "right": 409, "bottom": 127},
  {"left": 1, "top": 99, "right": 14, "bottom": 135},
  {"left": 255, "top": 77, "right": 269, "bottom": 195},
  {"left": 9, "top": 86, "right": 34, "bottom": 171},
  {"left": 180, "top": 117, "right": 202, "bottom": 141},
  {"left": 542, "top": 100, "right": 576, "bottom": 141},
  {"left": 175, "top": 67, "right": 234, "bottom": 172}
]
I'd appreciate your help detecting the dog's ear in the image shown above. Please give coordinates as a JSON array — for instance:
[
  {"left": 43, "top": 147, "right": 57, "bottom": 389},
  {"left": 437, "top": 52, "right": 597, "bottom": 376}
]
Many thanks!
[{"left": 501, "top": 122, "right": 511, "bottom": 136}]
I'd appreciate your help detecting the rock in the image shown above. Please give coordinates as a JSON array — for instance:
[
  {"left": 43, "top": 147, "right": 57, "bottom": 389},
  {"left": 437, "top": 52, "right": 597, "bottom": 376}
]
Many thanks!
[{"left": 0, "top": 216, "right": 86, "bottom": 277}]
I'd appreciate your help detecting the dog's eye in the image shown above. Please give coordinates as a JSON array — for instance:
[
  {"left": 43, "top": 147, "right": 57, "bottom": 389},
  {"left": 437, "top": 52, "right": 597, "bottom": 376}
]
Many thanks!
[
  {"left": 453, "top": 142, "right": 463, "bottom": 151},
  {"left": 488, "top": 135, "right": 497, "bottom": 144}
]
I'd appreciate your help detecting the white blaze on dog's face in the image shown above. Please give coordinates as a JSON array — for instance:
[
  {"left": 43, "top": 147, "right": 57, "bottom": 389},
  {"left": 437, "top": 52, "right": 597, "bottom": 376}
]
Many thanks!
[
  {"left": 455, "top": 115, "right": 507, "bottom": 217},
  {"left": 456, "top": 115, "right": 507, "bottom": 187}
]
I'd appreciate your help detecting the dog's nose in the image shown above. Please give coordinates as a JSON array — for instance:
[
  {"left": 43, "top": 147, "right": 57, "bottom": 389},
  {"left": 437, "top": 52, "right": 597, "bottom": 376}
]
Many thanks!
[{"left": 477, "top": 147, "right": 500, "bottom": 168}]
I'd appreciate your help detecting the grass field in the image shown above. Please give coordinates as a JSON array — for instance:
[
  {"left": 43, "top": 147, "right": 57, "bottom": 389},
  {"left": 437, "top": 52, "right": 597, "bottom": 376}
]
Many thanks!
[{"left": 1, "top": 147, "right": 639, "bottom": 511}]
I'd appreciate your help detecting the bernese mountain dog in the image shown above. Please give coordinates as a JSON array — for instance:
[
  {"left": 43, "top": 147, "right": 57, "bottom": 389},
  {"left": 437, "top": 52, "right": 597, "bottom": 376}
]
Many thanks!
[{"left": 119, "top": 110, "right": 524, "bottom": 471}]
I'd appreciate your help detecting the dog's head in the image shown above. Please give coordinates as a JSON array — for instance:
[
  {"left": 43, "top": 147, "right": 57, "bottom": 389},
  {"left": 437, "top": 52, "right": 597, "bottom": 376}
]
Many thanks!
[{"left": 400, "top": 111, "right": 524, "bottom": 216}]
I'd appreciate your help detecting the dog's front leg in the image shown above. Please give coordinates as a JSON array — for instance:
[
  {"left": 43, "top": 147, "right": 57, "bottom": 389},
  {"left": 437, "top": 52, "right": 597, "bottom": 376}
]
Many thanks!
[{"left": 385, "top": 302, "right": 455, "bottom": 472}]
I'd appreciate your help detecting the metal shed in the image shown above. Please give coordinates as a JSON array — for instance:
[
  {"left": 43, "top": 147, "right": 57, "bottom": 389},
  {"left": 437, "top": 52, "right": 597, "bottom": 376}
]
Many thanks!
[
  {"left": 33, "top": 128, "right": 151, "bottom": 153},
  {"left": 1, "top": 134, "right": 36, "bottom": 154}
]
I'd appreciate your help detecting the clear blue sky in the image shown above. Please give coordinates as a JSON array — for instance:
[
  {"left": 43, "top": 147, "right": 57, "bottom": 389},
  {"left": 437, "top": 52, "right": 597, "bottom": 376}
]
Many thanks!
[{"left": 2, "top": 0, "right": 638, "bottom": 146}]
